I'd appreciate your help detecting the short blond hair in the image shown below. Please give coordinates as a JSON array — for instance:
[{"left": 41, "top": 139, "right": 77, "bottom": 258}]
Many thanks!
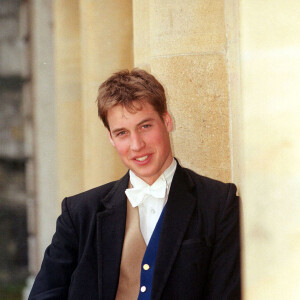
[{"left": 97, "top": 68, "right": 167, "bottom": 129}]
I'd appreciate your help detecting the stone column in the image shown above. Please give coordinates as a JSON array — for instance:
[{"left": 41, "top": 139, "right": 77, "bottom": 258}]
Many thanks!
[
  {"left": 133, "top": 0, "right": 232, "bottom": 182},
  {"left": 240, "top": 1, "right": 300, "bottom": 298},
  {"left": 54, "top": 0, "right": 84, "bottom": 201},
  {"left": 53, "top": 0, "right": 133, "bottom": 194},
  {"left": 133, "top": 0, "right": 151, "bottom": 70},
  {"left": 30, "top": 0, "right": 57, "bottom": 269},
  {"left": 24, "top": 2, "right": 58, "bottom": 297},
  {"left": 79, "top": 0, "right": 133, "bottom": 189}
]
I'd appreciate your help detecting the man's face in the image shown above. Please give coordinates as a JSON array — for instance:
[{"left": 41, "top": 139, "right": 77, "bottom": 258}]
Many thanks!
[{"left": 107, "top": 101, "right": 173, "bottom": 185}]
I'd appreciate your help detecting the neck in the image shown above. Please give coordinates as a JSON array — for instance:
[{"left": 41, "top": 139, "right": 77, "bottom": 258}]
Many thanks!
[{"left": 130, "top": 156, "right": 175, "bottom": 186}]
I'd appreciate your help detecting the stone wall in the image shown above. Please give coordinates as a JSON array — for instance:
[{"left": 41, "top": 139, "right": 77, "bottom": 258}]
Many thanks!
[
  {"left": 54, "top": 0, "right": 132, "bottom": 199},
  {"left": 23, "top": 1, "right": 300, "bottom": 299},
  {"left": 133, "top": 0, "right": 232, "bottom": 183}
]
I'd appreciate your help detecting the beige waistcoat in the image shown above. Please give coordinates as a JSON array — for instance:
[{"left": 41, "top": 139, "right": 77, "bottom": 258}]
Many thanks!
[{"left": 115, "top": 199, "right": 146, "bottom": 300}]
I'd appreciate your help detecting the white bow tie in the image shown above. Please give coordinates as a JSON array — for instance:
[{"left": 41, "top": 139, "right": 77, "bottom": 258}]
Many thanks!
[{"left": 125, "top": 178, "right": 167, "bottom": 208}]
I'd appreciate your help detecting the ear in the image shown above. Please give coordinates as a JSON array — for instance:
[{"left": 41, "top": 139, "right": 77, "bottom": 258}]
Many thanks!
[
  {"left": 163, "top": 111, "right": 173, "bottom": 132},
  {"left": 108, "top": 130, "right": 115, "bottom": 147}
]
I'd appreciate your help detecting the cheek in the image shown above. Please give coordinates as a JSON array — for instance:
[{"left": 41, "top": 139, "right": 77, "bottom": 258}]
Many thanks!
[
  {"left": 115, "top": 141, "right": 130, "bottom": 158},
  {"left": 147, "top": 131, "right": 167, "bottom": 149}
]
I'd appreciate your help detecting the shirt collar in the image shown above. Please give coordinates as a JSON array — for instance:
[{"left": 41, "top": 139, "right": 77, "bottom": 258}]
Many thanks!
[{"left": 129, "top": 158, "right": 177, "bottom": 191}]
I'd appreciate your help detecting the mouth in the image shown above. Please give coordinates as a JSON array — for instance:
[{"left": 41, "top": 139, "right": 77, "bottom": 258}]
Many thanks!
[
  {"left": 133, "top": 154, "right": 152, "bottom": 165},
  {"left": 135, "top": 155, "right": 149, "bottom": 162}
]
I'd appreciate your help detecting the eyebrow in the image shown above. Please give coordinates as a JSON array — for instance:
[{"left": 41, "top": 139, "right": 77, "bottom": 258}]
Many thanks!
[
  {"left": 111, "top": 127, "right": 126, "bottom": 135},
  {"left": 137, "top": 118, "right": 155, "bottom": 126},
  {"left": 111, "top": 118, "right": 155, "bottom": 135}
]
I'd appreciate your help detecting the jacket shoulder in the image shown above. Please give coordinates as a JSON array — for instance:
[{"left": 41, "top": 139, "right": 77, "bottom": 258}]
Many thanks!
[
  {"left": 182, "top": 167, "right": 236, "bottom": 191},
  {"left": 181, "top": 167, "right": 238, "bottom": 210},
  {"left": 62, "top": 181, "right": 118, "bottom": 220}
]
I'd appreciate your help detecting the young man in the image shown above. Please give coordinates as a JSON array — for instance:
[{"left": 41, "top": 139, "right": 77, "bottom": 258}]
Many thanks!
[{"left": 29, "top": 69, "right": 241, "bottom": 299}]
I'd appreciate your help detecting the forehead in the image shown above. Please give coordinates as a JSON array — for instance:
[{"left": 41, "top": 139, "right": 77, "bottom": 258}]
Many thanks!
[{"left": 107, "top": 102, "right": 159, "bottom": 127}]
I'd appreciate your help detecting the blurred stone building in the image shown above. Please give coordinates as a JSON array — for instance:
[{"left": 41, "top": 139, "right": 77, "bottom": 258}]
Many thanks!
[
  {"left": 1, "top": 1, "right": 300, "bottom": 299},
  {"left": 0, "top": 0, "right": 29, "bottom": 298}
]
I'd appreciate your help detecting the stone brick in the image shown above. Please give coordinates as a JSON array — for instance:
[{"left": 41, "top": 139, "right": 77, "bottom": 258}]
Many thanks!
[
  {"left": 133, "top": 0, "right": 150, "bottom": 67},
  {"left": 150, "top": 0, "right": 226, "bottom": 57},
  {"left": 151, "top": 54, "right": 231, "bottom": 182}
]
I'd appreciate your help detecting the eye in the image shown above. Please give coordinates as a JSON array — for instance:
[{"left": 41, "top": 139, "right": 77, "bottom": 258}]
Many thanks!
[
  {"left": 142, "top": 124, "right": 152, "bottom": 129},
  {"left": 116, "top": 130, "right": 127, "bottom": 137}
]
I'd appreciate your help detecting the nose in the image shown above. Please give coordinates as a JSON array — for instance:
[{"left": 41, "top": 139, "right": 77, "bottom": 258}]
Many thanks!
[{"left": 130, "top": 132, "right": 145, "bottom": 151}]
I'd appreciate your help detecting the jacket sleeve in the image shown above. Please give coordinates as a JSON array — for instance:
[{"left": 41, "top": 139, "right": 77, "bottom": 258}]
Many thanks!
[
  {"left": 29, "top": 198, "right": 78, "bottom": 300},
  {"left": 205, "top": 183, "right": 241, "bottom": 300}
]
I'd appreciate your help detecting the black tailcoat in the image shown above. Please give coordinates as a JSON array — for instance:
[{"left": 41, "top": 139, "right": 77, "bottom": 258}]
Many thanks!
[{"left": 29, "top": 164, "right": 241, "bottom": 299}]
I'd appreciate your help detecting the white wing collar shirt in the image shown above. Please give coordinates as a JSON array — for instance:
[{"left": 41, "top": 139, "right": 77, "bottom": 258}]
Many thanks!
[{"left": 125, "top": 158, "right": 177, "bottom": 245}]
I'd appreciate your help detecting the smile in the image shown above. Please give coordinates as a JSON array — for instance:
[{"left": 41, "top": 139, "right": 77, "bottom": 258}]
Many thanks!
[{"left": 135, "top": 155, "right": 149, "bottom": 162}]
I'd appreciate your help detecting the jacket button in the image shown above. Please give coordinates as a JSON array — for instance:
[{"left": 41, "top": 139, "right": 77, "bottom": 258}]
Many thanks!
[
  {"left": 143, "top": 264, "right": 150, "bottom": 270},
  {"left": 140, "top": 286, "right": 147, "bottom": 293}
]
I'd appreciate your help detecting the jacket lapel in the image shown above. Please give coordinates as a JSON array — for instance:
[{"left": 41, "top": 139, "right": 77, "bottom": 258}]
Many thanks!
[
  {"left": 151, "top": 164, "right": 196, "bottom": 300},
  {"left": 96, "top": 173, "right": 129, "bottom": 300}
]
